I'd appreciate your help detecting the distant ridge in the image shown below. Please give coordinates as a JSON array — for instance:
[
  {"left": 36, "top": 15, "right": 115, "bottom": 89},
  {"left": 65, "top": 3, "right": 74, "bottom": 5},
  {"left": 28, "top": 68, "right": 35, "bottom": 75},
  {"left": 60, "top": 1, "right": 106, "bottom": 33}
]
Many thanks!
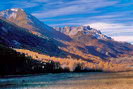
[{"left": 54, "top": 26, "right": 112, "bottom": 40}]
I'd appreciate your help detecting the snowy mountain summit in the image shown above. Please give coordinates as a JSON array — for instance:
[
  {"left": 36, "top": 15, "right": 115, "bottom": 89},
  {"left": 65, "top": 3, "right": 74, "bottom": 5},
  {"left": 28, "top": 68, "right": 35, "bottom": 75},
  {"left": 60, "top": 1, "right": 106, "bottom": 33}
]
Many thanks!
[
  {"left": 11, "top": 8, "right": 23, "bottom": 12},
  {"left": 0, "top": 8, "right": 55, "bottom": 36},
  {"left": 0, "top": 8, "right": 71, "bottom": 40},
  {"left": 0, "top": 8, "right": 24, "bottom": 19}
]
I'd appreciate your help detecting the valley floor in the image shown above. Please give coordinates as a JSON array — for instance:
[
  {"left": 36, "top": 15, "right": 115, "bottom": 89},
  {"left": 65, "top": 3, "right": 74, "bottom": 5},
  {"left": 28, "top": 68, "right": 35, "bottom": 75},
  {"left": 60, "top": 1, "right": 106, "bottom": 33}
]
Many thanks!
[{"left": 0, "top": 72, "right": 133, "bottom": 89}]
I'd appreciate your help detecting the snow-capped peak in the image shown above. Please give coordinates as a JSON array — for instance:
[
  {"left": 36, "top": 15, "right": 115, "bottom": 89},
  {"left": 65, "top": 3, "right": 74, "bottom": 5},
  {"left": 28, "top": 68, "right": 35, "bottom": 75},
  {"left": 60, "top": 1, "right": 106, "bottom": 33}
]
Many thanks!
[
  {"left": 10, "top": 8, "right": 24, "bottom": 12},
  {"left": 54, "top": 26, "right": 112, "bottom": 40},
  {"left": 0, "top": 8, "right": 25, "bottom": 19},
  {"left": 0, "top": 8, "right": 55, "bottom": 36}
]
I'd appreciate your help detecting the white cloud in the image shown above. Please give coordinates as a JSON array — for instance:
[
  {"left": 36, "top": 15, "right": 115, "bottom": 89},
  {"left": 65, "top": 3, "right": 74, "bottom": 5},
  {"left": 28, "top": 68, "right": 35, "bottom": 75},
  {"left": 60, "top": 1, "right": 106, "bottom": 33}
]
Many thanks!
[
  {"left": 112, "top": 36, "right": 133, "bottom": 44},
  {"left": 32, "top": 0, "right": 118, "bottom": 18},
  {"left": 86, "top": 22, "right": 133, "bottom": 44},
  {"left": 88, "top": 22, "right": 123, "bottom": 30},
  {"left": 87, "top": 22, "right": 133, "bottom": 32},
  {"left": 33, "top": 5, "right": 91, "bottom": 18},
  {"left": 10, "top": 1, "right": 38, "bottom": 8}
]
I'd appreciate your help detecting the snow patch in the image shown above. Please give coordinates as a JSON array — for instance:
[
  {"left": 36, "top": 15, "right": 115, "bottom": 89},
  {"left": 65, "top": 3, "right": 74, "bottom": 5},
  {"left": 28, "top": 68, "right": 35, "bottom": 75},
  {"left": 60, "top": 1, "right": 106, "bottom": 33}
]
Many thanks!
[
  {"left": 0, "top": 10, "right": 17, "bottom": 19},
  {"left": 9, "top": 12, "right": 17, "bottom": 18},
  {"left": 11, "top": 8, "right": 24, "bottom": 12},
  {"left": 0, "top": 8, "right": 24, "bottom": 19},
  {"left": 11, "top": 8, "right": 18, "bottom": 12}
]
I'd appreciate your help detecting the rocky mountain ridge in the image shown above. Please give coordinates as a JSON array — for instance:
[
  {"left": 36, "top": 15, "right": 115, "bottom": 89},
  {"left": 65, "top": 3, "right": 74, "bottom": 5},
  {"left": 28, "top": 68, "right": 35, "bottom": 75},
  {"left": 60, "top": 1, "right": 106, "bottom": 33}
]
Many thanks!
[
  {"left": 54, "top": 26, "right": 112, "bottom": 40},
  {"left": 0, "top": 8, "right": 133, "bottom": 60},
  {"left": 0, "top": 8, "right": 71, "bottom": 41}
]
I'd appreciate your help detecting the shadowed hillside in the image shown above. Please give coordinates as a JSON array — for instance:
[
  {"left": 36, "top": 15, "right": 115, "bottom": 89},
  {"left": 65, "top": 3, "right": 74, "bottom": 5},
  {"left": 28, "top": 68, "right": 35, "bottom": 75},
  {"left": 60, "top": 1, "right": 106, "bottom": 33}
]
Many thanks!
[
  {"left": 16, "top": 49, "right": 133, "bottom": 72},
  {"left": 0, "top": 17, "right": 62, "bottom": 56},
  {"left": 0, "top": 44, "right": 105, "bottom": 76},
  {"left": 0, "top": 44, "right": 64, "bottom": 76}
]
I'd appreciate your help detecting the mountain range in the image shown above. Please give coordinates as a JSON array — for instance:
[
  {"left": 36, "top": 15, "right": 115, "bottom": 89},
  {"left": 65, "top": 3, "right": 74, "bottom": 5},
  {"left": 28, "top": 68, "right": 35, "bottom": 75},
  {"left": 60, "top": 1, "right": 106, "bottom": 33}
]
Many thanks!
[{"left": 0, "top": 8, "right": 133, "bottom": 74}]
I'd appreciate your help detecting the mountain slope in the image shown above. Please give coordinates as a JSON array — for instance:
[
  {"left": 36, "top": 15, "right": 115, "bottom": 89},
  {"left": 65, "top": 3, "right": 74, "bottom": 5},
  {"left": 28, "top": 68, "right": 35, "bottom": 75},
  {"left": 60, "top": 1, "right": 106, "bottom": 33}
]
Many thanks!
[
  {"left": 0, "top": 8, "right": 133, "bottom": 60},
  {"left": 0, "top": 44, "right": 64, "bottom": 76},
  {"left": 54, "top": 26, "right": 133, "bottom": 59},
  {"left": 0, "top": 17, "right": 61, "bottom": 56},
  {"left": 0, "top": 8, "right": 71, "bottom": 41}
]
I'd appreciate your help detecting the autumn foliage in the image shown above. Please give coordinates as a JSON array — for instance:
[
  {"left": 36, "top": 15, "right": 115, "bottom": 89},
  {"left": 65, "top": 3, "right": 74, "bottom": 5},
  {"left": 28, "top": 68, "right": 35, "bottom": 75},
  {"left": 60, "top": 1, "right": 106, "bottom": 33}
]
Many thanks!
[{"left": 15, "top": 49, "right": 133, "bottom": 72}]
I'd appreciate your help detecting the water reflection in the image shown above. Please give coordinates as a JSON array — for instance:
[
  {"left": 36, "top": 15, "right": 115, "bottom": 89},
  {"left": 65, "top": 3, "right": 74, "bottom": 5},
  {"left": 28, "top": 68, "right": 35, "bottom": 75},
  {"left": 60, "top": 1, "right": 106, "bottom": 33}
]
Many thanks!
[{"left": 0, "top": 72, "right": 133, "bottom": 89}]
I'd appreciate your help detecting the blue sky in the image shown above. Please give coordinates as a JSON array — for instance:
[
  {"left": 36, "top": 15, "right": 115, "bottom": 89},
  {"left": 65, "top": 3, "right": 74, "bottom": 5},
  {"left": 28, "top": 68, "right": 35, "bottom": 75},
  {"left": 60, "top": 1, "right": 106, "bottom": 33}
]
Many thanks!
[{"left": 0, "top": 0, "right": 133, "bottom": 43}]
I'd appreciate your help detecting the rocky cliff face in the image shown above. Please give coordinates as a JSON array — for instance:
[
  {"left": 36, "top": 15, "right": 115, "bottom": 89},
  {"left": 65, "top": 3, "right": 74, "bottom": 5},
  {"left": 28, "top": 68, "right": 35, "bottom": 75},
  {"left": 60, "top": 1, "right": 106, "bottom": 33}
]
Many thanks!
[{"left": 54, "top": 26, "right": 112, "bottom": 40}]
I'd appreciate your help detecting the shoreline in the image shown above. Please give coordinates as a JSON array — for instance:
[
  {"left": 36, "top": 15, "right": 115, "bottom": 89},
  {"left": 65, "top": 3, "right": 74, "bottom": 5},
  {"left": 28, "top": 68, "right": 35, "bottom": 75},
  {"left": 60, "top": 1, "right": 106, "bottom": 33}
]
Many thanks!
[{"left": 0, "top": 70, "right": 133, "bottom": 79}]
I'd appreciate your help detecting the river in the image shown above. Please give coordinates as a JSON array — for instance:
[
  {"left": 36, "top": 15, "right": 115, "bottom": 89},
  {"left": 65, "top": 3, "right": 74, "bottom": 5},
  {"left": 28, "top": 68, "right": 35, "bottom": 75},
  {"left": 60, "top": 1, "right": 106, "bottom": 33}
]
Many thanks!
[{"left": 0, "top": 72, "right": 133, "bottom": 89}]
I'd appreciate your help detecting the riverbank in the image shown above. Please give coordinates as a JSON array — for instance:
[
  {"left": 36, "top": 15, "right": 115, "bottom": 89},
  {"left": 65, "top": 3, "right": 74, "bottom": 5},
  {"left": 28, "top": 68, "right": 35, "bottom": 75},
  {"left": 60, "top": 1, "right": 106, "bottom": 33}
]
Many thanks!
[{"left": 0, "top": 71, "right": 133, "bottom": 89}]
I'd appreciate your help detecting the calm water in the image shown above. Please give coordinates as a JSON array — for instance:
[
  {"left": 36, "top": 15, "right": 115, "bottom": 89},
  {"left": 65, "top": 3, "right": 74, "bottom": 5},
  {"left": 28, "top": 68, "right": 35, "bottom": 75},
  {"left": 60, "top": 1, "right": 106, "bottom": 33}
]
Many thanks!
[{"left": 0, "top": 72, "right": 133, "bottom": 89}]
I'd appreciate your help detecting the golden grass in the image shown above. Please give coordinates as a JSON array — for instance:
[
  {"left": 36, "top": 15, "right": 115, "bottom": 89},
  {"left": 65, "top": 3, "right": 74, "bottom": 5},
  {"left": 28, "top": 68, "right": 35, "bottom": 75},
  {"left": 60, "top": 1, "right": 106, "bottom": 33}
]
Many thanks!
[{"left": 15, "top": 49, "right": 133, "bottom": 72}]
